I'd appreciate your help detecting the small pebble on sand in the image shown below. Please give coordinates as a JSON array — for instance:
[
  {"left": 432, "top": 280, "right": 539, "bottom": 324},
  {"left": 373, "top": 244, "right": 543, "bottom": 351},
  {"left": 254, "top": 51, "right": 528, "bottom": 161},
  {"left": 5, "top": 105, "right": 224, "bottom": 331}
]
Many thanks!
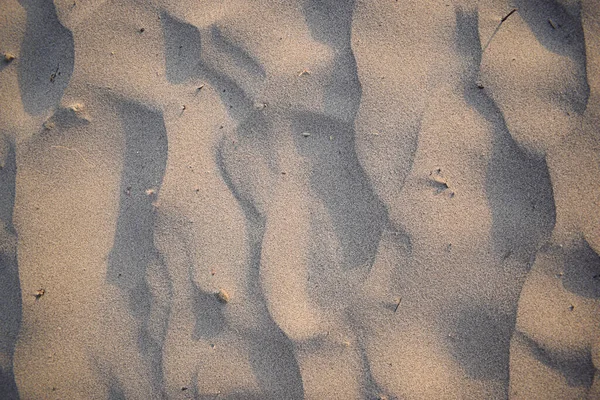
[
  {"left": 216, "top": 289, "right": 230, "bottom": 304},
  {"left": 70, "top": 103, "right": 84, "bottom": 113}
]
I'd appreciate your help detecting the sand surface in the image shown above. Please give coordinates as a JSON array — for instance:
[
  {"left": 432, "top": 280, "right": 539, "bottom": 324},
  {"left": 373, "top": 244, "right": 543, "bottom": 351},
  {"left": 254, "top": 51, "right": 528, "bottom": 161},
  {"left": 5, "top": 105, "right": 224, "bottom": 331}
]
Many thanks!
[{"left": 1, "top": 0, "right": 600, "bottom": 399}]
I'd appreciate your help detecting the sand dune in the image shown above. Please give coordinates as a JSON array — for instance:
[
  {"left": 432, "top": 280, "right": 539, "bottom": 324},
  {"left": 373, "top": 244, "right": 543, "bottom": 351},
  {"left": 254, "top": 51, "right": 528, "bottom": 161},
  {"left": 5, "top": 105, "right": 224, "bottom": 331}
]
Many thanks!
[{"left": 1, "top": 0, "right": 599, "bottom": 399}]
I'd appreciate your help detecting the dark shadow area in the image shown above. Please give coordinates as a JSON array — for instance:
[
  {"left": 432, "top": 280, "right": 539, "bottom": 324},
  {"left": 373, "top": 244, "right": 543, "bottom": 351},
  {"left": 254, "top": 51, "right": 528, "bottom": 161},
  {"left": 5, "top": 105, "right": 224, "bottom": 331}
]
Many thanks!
[
  {"left": 144, "top": 253, "right": 172, "bottom": 370},
  {"left": 291, "top": 112, "right": 387, "bottom": 271},
  {"left": 196, "top": 59, "right": 256, "bottom": 124},
  {"left": 311, "top": 0, "right": 418, "bottom": 236},
  {"left": 215, "top": 144, "right": 264, "bottom": 229},
  {"left": 303, "top": 0, "right": 361, "bottom": 120},
  {"left": 191, "top": 282, "right": 227, "bottom": 340},
  {"left": 456, "top": 7, "right": 556, "bottom": 264},
  {"left": 44, "top": 105, "right": 91, "bottom": 130},
  {"left": 445, "top": 306, "right": 513, "bottom": 383},
  {"left": 0, "top": 140, "right": 17, "bottom": 237},
  {"left": 345, "top": 310, "right": 388, "bottom": 400},
  {"left": 561, "top": 239, "right": 600, "bottom": 299},
  {"left": 107, "top": 377, "right": 126, "bottom": 400},
  {"left": 514, "top": 330, "right": 595, "bottom": 388},
  {"left": 247, "top": 332, "right": 305, "bottom": 399},
  {"left": 484, "top": 138, "right": 556, "bottom": 265},
  {"left": 161, "top": 12, "right": 202, "bottom": 84},
  {"left": 107, "top": 100, "right": 168, "bottom": 312},
  {"left": 514, "top": 0, "right": 586, "bottom": 58},
  {"left": 210, "top": 25, "right": 266, "bottom": 80},
  {"left": 0, "top": 58, "right": 14, "bottom": 73},
  {"left": 0, "top": 138, "right": 20, "bottom": 400},
  {"left": 451, "top": 9, "right": 557, "bottom": 392},
  {"left": 298, "top": 0, "right": 386, "bottom": 272},
  {"left": 217, "top": 146, "right": 304, "bottom": 399},
  {"left": 513, "top": 0, "right": 589, "bottom": 113},
  {"left": 0, "top": 369, "right": 19, "bottom": 400},
  {"left": 161, "top": 11, "right": 258, "bottom": 123},
  {"left": 106, "top": 99, "right": 169, "bottom": 392},
  {"left": 302, "top": 4, "right": 388, "bottom": 396},
  {"left": 303, "top": 0, "right": 354, "bottom": 49},
  {"left": 17, "top": 0, "right": 73, "bottom": 115}
]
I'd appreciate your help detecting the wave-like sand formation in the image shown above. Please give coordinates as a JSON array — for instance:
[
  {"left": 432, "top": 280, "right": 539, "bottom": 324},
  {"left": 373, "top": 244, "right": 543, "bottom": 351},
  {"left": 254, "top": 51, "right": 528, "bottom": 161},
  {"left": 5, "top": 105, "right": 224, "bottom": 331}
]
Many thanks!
[{"left": 1, "top": 0, "right": 599, "bottom": 399}]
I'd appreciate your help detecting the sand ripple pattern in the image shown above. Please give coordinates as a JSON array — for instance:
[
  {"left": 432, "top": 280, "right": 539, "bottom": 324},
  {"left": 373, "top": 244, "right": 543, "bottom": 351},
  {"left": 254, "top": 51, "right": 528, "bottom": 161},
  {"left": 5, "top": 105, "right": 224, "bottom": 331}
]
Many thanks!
[{"left": 0, "top": 0, "right": 599, "bottom": 399}]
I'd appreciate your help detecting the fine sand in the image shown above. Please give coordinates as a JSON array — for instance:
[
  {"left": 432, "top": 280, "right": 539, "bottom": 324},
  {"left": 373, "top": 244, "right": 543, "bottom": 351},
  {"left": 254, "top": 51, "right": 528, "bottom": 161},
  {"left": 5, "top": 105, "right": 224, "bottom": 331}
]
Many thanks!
[{"left": 1, "top": 0, "right": 599, "bottom": 399}]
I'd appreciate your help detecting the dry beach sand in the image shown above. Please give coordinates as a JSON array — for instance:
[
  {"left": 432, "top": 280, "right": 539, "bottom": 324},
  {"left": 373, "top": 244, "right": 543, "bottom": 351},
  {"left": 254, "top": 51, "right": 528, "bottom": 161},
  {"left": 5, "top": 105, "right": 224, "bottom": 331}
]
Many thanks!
[{"left": 1, "top": 0, "right": 600, "bottom": 398}]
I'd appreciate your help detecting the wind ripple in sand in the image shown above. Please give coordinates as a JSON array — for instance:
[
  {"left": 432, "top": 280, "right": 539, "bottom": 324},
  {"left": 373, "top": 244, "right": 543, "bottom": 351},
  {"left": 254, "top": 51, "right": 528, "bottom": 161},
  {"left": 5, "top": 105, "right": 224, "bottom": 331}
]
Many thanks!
[{"left": 1, "top": 1, "right": 599, "bottom": 399}]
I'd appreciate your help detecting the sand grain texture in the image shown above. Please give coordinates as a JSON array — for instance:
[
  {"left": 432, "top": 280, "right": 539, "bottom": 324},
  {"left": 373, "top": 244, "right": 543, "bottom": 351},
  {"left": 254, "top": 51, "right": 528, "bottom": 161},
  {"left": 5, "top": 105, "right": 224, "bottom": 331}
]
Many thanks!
[{"left": 1, "top": 0, "right": 599, "bottom": 399}]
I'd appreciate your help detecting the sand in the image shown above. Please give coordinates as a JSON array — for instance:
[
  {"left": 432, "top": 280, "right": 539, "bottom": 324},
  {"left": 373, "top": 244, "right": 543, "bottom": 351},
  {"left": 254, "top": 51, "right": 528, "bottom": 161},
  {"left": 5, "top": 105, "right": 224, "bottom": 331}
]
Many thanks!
[{"left": 0, "top": 0, "right": 599, "bottom": 399}]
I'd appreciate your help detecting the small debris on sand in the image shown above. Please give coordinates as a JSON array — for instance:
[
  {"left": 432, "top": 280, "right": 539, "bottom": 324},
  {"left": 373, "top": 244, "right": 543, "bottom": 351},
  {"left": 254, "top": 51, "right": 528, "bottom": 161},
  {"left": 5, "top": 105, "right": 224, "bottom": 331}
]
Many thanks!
[
  {"left": 69, "top": 103, "right": 85, "bottom": 113},
  {"left": 50, "top": 66, "right": 60, "bottom": 82},
  {"left": 394, "top": 297, "right": 402, "bottom": 312},
  {"left": 302, "top": 131, "right": 311, "bottom": 137},
  {"left": 298, "top": 69, "right": 311, "bottom": 76},
  {"left": 428, "top": 168, "right": 456, "bottom": 197},
  {"left": 34, "top": 288, "right": 45, "bottom": 299},
  {"left": 429, "top": 168, "right": 449, "bottom": 188},
  {"left": 254, "top": 101, "right": 267, "bottom": 110},
  {"left": 3, "top": 53, "right": 15, "bottom": 63},
  {"left": 43, "top": 121, "right": 56, "bottom": 130},
  {"left": 216, "top": 289, "right": 230, "bottom": 304}
]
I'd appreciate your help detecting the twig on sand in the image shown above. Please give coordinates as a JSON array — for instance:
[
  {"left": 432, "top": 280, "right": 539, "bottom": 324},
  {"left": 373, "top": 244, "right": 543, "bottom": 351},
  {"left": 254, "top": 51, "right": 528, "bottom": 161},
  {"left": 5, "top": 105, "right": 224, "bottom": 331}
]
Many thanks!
[
  {"left": 50, "top": 64, "right": 60, "bottom": 82},
  {"left": 501, "top": 8, "right": 517, "bottom": 23},
  {"left": 482, "top": 8, "right": 518, "bottom": 53},
  {"left": 394, "top": 297, "right": 402, "bottom": 313}
]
